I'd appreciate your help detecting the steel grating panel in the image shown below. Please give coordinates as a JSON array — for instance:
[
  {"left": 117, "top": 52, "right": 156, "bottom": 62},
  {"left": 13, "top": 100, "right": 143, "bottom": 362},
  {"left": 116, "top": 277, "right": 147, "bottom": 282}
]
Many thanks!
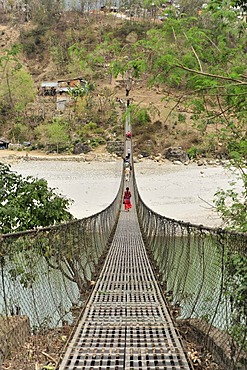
[
  {"left": 61, "top": 324, "right": 189, "bottom": 369},
  {"left": 94, "top": 293, "right": 160, "bottom": 305},
  {"left": 59, "top": 188, "right": 191, "bottom": 369}
]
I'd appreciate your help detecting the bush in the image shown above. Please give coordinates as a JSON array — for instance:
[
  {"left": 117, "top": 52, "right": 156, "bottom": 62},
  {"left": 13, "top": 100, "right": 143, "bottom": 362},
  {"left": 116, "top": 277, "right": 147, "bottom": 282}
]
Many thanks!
[
  {"left": 132, "top": 107, "right": 151, "bottom": 127},
  {"left": 20, "top": 27, "right": 47, "bottom": 58},
  {"left": 0, "top": 163, "right": 73, "bottom": 233},
  {"left": 187, "top": 146, "right": 198, "bottom": 158}
]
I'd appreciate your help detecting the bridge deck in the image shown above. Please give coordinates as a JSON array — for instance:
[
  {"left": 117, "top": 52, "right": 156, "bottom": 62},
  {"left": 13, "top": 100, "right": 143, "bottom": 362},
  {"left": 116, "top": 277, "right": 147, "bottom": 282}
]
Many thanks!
[{"left": 59, "top": 185, "right": 191, "bottom": 369}]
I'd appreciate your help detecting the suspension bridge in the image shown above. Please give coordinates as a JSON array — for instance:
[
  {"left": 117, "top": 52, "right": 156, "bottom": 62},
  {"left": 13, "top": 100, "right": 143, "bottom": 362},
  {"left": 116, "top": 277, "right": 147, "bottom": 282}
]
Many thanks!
[
  {"left": 0, "top": 128, "right": 246, "bottom": 369},
  {"left": 58, "top": 137, "right": 191, "bottom": 368}
]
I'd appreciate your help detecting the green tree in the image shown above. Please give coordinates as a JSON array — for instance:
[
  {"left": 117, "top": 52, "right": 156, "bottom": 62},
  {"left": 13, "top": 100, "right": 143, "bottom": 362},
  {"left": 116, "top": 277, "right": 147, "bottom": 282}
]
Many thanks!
[
  {"left": 128, "top": 105, "right": 151, "bottom": 126},
  {"left": 10, "top": 122, "right": 30, "bottom": 143},
  {"left": 46, "top": 120, "right": 70, "bottom": 153},
  {"left": 214, "top": 177, "right": 247, "bottom": 232},
  {"left": 130, "top": 1, "right": 246, "bottom": 230},
  {"left": 213, "top": 138, "right": 247, "bottom": 232},
  {"left": 0, "top": 45, "right": 35, "bottom": 117},
  {"left": 0, "top": 163, "right": 73, "bottom": 234},
  {"left": 35, "top": 119, "right": 70, "bottom": 153},
  {"left": 32, "top": 0, "right": 63, "bottom": 26}
]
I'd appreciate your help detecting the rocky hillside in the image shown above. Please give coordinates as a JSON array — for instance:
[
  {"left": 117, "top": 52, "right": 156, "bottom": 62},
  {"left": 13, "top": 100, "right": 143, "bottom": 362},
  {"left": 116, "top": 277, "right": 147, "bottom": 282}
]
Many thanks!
[{"left": 0, "top": 12, "right": 217, "bottom": 160}]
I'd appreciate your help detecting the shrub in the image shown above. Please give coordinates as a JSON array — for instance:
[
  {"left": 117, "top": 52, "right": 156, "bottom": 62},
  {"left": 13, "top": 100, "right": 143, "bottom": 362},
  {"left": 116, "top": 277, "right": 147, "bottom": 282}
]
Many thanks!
[{"left": 187, "top": 146, "right": 198, "bottom": 158}]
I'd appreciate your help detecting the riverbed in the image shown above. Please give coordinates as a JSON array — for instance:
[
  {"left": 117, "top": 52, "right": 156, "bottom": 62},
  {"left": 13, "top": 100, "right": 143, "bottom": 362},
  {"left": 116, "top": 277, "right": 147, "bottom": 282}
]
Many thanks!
[{"left": 9, "top": 159, "right": 241, "bottom": 227}]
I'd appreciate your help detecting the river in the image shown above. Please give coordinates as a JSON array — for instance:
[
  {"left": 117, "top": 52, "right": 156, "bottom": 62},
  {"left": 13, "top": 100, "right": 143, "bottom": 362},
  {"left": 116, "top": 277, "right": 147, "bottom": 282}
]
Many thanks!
[
  {"left": 10, "top": 159, "right": 241, "bottom": 227},
  {"left": 6, "top": 158, "right": 242, "bottom": 330}
]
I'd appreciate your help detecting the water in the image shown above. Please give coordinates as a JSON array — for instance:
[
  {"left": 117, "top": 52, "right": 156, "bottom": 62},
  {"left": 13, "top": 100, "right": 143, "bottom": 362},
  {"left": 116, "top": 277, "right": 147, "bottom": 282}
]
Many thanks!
[
  {"left": 1, "top": 250, "right": 81, "bottom": 329},
  {"left": 6, "top": 159, "right": 240, "bottom": 329}
]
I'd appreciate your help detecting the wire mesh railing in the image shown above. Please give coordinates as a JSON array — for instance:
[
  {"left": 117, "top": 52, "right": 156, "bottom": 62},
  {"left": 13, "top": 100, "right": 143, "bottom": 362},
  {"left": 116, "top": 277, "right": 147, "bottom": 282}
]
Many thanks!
[
  {"left": 133, "top": 171, "right": 247, "bottom": 370},
  {"left": 1, "top": 147, "right": 246, "bottom": 370},
  {"left": 0, "top": 171, "right": 124, "bottom": 362}
]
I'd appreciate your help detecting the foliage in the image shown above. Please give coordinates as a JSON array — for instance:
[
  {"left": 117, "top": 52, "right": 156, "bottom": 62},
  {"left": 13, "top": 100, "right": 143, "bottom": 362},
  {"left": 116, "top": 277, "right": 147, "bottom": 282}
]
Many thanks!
[
  {"left": 224, "top": 251, "right": 247, "bottom": 353},
  {"left": 213, "top": 123, "right": 246, "bottom": 232},
  {"left": 186, "top": 146, "right": 199, "bottom": 159},
  {"left": 124, "top": 0, "right": 247, "bottom": 232},
  {"left": 1, "top": 6, "right": 246, "bottom": 231},
  {"left": 75, "top": 121, "right": 106, "bottom": 145},
  {"left": 8, "top": 69, "right": 35, "bottom": 112},
  {"left": 68, "top": 82, "right": 90, "bottom": 105},
  {"left": 20, "top": 26, "right": 48, "bottom": 58},
  {"left": 124, "top": 105, "right": 151, "bottom": 128},
  {"left": 32, "top": 0, "right": 63, "bottom": 26},
  {"left": 0, "top": 45, "right": 35, "bottom": 115},
  {"left": 35, "top": 119, "right": 70, "bottom": 153},
  {"left": 10, "top": 122, "right": 30, "bottom": 143},
  {"left": 214, "top": 173, "right": 247, "bottom": 232},
  {"left": 231, "top": 0, "right": 247, "bottom": 11},
  {"left": 0, "top": 163, "right": 73, "bottom": 233},
  {"left": 178, "top": 113, "right": 186, "bottom": 123}
]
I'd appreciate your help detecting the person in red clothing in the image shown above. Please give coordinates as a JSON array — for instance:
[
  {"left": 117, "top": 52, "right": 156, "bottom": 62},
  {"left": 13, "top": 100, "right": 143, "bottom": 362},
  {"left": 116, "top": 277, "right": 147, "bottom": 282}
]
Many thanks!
[
  {"left": 126, "top": 131, "right": 132, "bottom": 139},
  {"left": 123, "top": 187, "right": 132, "bottom": 211}
]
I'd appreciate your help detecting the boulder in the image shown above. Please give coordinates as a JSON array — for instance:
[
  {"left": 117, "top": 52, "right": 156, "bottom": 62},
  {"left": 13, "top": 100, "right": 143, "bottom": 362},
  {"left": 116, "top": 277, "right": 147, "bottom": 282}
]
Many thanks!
[
  {"left": 165, "top": 147, "right": 189, "bottom": 163},
  {"left": 139, "top": 150, "right": 150, "bottom": 158},
  {"left": 73, "top": 143, "right": 91, "bottom": 155}
]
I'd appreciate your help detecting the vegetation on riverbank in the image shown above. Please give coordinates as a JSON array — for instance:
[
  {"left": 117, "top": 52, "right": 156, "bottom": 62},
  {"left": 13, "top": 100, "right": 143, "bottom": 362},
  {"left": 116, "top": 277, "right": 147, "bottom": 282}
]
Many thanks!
[
  {"left": 0, "top": 163, "right": 73, "bottom": 233},
  {"left": 1, "top": 0, "right": 246, "bottom": 232},
  {"left": 0, "top": 1, "right": 245, "bottom": 159},
  {"left": 0, "top": 1, "right": 246, "bottom": 369}
]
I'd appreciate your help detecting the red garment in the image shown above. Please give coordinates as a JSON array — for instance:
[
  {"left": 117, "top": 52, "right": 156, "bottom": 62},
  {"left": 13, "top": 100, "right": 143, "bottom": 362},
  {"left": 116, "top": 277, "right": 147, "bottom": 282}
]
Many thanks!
[
  {"left": 123, "top": 190, "right": 132, "bottom": 210},
  {"left": 124, "top": 190, "right": 131, "bottom": 199}
]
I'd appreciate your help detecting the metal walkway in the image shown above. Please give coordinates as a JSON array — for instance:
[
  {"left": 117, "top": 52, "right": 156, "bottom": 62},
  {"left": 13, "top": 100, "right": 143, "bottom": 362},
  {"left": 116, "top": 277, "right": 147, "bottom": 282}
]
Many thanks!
[{"left": 58, "top": 182, "right": 191, "bottom": 369}]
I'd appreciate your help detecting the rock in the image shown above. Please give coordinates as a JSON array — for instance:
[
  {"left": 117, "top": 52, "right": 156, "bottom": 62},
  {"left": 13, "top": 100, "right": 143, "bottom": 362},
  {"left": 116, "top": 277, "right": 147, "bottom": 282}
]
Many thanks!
[
  {"left": 85, "top": 153, "right": 96, "bottom": 161},
  {"left": 154, "top": 153, "right": 162, "bottom": 162},
  {"left": 197, "top": 160, "right": 206, "bottom": 166},
  {"left": 73, "top": 143, "right": 91, "bottom": 155},
  {"left": 139, "top": 150, "right": 150, "bottom": 158},
  {"left": 207, "top": 160, "right": 215, "bottom": 165},
  {"left": 165, "top": 147, "right": 189, "bottom": 163}
]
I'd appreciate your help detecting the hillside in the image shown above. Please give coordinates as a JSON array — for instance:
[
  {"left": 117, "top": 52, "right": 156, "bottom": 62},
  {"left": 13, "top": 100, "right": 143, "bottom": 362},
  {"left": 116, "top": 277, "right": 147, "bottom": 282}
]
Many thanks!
[{"left": 0, "top": 13, "right": 205, "bottom": 160}]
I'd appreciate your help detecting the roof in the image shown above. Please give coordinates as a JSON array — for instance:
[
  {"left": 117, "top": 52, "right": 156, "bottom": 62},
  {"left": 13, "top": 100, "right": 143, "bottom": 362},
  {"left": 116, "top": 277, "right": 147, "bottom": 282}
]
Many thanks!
[
  {"left": 57, "top": 77, "right": 85, "bottom": 83},
  {"left": 0, "top": 137, "right": 9, "bottom": 143},
  {"left": 41, "top": 82, "right": 58, "bottom": 88},
  {"left": 57, "top": 87, "right": 70, "bottom": 93}
]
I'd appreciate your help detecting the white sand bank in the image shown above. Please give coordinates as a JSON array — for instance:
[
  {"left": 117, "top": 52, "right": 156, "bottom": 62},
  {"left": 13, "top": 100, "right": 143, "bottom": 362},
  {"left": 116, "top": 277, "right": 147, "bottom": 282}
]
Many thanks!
[
  {"left": 9, "top": 159, "right": 241, "bottom": 227},
  {"left": 10, "top": 160, "right": 122, "bottom": 219},
  {"left": 135, "top": 160, "right": 241, "bottom": 227}
]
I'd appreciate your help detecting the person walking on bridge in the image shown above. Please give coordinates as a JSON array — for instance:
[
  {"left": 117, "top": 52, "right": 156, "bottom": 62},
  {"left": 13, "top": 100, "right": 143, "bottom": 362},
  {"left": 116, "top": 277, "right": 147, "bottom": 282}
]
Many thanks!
[
  {"left": 123, "top": 187, "right": 132, "bottom": 211},
  {"left": 125, "top": 166, "right": 130, "bottom": 181}
]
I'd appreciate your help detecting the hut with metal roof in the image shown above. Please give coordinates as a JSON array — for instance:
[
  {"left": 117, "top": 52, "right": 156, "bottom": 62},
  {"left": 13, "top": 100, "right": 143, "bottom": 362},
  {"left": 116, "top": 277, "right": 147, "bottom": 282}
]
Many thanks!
[{"left": 0, "top": 137, "right": 10, "bottom": 149}]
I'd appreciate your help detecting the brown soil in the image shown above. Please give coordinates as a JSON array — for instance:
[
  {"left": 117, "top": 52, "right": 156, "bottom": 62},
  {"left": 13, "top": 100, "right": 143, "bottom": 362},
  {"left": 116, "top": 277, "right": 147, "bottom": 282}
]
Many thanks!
[
  {"left": 178, "top": 323, "right": 224, "bottom": 370},
  {"left": 2, "top": 325, "right": 71, "bottom": 370},
  {"left": 2, "top": 320, "right": 225, "bottom": 370}
]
